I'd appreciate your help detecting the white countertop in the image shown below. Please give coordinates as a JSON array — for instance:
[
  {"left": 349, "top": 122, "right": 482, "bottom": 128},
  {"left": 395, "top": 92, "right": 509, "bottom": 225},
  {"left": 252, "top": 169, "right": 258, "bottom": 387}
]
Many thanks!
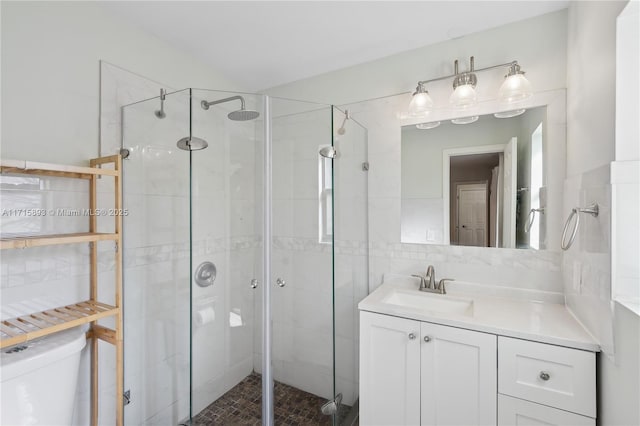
[{"left": 358, "top": 275, "right": 600, "bottom": 352}]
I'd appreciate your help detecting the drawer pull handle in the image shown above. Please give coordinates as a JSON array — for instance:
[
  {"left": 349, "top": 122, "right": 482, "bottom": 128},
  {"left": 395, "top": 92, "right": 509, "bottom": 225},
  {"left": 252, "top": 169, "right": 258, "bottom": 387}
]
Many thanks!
[
  {"left": 424, "top": 336, "right": 431, "bottom": 343},
  {"left": 539, "top": 371, "right": 551, "bottom": 381},
  {"left": 408, "top": 333, "right": 416, "bottom": 340}
]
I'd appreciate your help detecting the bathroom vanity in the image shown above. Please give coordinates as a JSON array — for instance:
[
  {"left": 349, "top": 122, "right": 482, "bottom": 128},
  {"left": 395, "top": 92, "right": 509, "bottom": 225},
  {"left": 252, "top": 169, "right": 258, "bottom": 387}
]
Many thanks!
[{"left": 358, "top": 275, "right": 599, "bottom": 426}]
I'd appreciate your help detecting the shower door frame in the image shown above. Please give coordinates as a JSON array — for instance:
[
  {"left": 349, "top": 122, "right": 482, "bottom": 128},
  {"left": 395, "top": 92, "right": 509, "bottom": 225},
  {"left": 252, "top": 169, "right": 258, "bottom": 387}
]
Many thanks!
[
  {"left": 121, "top": 91, "right": 343, "bottom": 426},
  {"left": 262, "top": 95, "right": 274, "bottom": 425}
]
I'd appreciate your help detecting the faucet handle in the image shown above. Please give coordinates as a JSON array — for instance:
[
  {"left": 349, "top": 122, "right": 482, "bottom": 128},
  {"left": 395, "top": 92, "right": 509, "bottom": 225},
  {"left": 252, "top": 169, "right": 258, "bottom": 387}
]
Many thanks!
[
  {"left": 411, "top": 274, "right": 427, "bottom": 288},
  {"left": 437, "top": 278, "right": 455, "bottom": 294}
]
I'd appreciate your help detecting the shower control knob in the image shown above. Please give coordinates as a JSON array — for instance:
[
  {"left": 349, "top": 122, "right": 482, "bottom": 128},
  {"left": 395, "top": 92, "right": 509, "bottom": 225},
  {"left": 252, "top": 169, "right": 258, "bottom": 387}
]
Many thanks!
[
  {"left": 250, "top": 279, "right": 258, "bottom": 289},
  {"left": 276, "top": 278, "right": 286, "bottom": 288}
]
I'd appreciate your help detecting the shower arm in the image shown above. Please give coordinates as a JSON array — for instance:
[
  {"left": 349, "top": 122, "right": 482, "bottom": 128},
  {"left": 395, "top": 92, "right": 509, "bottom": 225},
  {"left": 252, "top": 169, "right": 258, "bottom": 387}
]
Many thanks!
[{"left": 201, "top": 95, "right": 246, "bottom": 110}]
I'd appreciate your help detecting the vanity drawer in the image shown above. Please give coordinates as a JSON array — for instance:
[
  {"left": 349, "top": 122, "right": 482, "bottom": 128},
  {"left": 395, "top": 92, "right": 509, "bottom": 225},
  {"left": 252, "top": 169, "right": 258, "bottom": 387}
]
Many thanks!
[
  {"left": 498, "top": 394, "right": 595, "bottom": 426},
  {"left": 498, "top": 336, "right": 596, "bottom": 417}
]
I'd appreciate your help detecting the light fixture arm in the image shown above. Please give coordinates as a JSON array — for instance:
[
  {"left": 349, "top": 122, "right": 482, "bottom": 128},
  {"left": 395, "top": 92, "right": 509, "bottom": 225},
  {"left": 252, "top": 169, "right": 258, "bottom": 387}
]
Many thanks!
[{"left": 417, "top": 60, "right": 518, "bottom": 86}]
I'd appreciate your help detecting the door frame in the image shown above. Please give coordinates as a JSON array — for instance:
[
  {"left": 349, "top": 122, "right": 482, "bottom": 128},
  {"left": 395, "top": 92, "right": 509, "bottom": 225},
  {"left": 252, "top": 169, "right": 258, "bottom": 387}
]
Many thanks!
[{"left": 442, "top": 144, "right": 506, "bottom": 245}]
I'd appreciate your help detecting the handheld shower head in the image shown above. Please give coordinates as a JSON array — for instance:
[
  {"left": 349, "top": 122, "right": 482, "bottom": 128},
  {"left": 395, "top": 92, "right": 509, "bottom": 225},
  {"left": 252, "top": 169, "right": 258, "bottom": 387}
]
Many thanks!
[
  {"left": 201, "top": 95, "right": 260, "bottom": 121},
  {"left": 336, "top": 109, "right": 350, "bottom": 135},
  {"left": 154, "top": 89, "right": 166, "bottom": 119}
]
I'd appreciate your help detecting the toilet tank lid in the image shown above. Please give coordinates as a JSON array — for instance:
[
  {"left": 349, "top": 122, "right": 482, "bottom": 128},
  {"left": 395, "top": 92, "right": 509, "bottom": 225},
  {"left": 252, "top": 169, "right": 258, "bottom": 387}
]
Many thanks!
[{"left": 1, "top": 326, "right": 87, "bottom": 381}]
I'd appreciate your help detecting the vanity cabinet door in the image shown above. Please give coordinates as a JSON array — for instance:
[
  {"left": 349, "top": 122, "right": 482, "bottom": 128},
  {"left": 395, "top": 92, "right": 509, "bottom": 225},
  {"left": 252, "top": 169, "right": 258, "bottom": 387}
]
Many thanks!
[
  {"left": 420, "top": 322, "right": 497, "bottom": 426},
  {"left": 360, "top": 311, "right": 421, "bottom": 426}
]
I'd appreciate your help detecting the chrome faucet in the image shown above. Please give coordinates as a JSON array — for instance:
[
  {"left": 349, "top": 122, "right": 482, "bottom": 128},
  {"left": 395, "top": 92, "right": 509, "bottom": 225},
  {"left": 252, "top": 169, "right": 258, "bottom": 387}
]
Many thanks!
[{"left": 412, "top": 265, "right": 454, "bottom": 294}]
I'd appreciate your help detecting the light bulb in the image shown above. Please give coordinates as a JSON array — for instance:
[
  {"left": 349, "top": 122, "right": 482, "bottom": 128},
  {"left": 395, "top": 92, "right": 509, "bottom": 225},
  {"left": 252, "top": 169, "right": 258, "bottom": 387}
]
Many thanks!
[
  {"left": 499, "top": 65, "right": 532, "bottom": 104},
  {"left": 408, "top": 84, "right": 433, "bottom": 117},
  {"left": 449, "top": 84, "right": 477, "bottom": 109}
]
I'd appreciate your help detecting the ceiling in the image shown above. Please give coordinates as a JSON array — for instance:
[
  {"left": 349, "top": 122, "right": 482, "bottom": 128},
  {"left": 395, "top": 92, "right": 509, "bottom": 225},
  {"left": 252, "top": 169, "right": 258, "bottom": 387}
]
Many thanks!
[{"left": 104, "top": 1, "right": 569, "bottom": 92}]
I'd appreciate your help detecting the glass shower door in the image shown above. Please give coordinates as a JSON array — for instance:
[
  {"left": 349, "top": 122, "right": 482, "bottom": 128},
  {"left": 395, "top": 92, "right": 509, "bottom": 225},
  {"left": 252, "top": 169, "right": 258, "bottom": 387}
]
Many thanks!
[
  {"left": 332, "top": 107, "right": 369, "bottom": 424},
  {"left": 121, "top": 89, "right": 192, "bottom": 425},
  {"left": 269, "top": 98, "right": 336, "bottom": 423},
  {"left": 189, "top": 89, "right": 265, "bottom": 423}
]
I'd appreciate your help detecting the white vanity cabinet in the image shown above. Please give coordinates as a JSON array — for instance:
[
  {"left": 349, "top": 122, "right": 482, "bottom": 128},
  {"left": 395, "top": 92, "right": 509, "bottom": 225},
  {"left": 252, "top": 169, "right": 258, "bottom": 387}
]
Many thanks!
[
  {"left": 360, "top": 311, "right": 497, "bottom": 426},
  {"left": 360, "top": 311, "right": 597, "bottom": 426}
]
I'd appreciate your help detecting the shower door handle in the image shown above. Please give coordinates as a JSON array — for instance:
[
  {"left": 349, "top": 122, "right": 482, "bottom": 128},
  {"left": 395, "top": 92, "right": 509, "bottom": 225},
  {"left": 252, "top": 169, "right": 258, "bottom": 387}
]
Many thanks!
[{"left": 276, "top": 278, "right": 286, "bottom": 288}]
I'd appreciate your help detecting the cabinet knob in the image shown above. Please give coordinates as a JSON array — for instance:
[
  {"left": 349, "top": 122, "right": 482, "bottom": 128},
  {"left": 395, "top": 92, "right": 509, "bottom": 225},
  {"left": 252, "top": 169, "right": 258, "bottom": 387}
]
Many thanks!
[
  {"left": 276, "top": 278, "right": 286, "bottom": 287},
  {"left": 424, "top": 336, "right": 431, "bottom": 343},
  {"left": 250, "top": 279, "right": 258, "bottom": 289},
  {"left": 408, "top": 333, "right": 416, "bottom": 340},
  {"left": 539, "top": 371, "right": 551, "bottom": 381}
]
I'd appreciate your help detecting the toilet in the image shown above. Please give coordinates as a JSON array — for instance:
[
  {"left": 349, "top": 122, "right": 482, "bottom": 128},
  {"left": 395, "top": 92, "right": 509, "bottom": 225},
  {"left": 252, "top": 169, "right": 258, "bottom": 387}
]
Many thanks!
[{"left": 1, "top": 327, "right": 87, "bottom": 425}]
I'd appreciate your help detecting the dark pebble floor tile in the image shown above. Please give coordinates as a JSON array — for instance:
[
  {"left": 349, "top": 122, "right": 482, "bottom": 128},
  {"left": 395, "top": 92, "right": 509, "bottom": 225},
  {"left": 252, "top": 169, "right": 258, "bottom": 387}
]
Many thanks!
[{"left": 191, "top": 372, "right": 352, "bottom": 425}]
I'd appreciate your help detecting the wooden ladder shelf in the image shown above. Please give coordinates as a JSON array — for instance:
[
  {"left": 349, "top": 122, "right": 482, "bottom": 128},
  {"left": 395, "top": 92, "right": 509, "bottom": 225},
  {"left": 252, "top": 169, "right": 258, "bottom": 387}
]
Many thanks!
[{"left": 0, "top": 155, "right": 124, "bottom": 426}]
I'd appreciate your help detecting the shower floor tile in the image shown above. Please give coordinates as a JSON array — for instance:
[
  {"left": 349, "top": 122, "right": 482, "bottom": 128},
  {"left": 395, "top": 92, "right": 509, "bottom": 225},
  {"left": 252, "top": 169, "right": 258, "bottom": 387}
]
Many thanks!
[{"left": 192, "top": 372, "right": 351, "bottom": 425}]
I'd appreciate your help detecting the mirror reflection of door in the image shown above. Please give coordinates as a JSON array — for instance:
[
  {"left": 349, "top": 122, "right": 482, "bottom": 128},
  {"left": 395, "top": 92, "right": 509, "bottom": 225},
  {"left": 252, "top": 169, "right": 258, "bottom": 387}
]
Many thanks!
[
  {"left": 450, "top": 153, "right": 501, "bottom": 247},
  {"left": 456, "top": 183, "right": 488, "bottom": 246}
]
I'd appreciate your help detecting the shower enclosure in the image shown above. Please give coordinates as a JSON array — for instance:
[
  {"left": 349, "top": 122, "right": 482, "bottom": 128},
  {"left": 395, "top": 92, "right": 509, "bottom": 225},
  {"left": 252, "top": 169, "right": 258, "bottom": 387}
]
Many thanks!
[{"left": 120, "top": 89, "right": 367, "bottom": 425}]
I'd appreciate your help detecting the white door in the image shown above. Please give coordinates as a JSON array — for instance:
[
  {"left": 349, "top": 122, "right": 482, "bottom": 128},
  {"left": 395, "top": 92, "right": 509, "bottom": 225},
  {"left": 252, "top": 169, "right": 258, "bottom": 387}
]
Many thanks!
[
  {"left": 498, "top": 395, "right": 595, "bottom": 426},
  {"left": 421, "top": 322, "right": 497, "bottom": 426},
  {"left": 502, "top": 137, "right": 517, "bottom": 248},
  {"left": 457, "top": 183, "right": 488, "bottom": 246},
  {"left": 360, "top": 311, "right": 421, "bottom": 425}
]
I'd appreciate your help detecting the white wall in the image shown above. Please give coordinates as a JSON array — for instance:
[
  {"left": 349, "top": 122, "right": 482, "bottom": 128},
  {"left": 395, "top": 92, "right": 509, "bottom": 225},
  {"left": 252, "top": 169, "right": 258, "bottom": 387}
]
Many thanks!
[
  {"left": 615, "top": 0, "right": 639, "bottom": 162},
  {"left": 1, "top": 2, "right": 246, "bottom": 425},
  {"left": 564, "top": 1, "right": 639, "bottom": 425},
  {"left": 0, "top": 1, "right": 242, "bottom": 166},
  {"left": 267, "top": 10, "right": 569, "bottom": 294},
  {"left": 265, "top": 10, "right": 568, "bottom": 105}
]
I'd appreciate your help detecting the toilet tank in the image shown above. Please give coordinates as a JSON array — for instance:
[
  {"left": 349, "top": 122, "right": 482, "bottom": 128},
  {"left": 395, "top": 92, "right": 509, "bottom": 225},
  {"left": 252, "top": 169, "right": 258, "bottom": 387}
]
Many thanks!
[{"left": 1, "top": 327, "right": 87, "bottom": 425}]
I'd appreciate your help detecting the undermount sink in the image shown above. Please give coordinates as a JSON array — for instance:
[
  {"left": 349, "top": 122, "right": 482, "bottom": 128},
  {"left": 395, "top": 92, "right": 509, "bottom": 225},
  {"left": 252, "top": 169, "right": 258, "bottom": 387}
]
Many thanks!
[{"left": 381, "top": 289, "right": 474, "bottom": 316}]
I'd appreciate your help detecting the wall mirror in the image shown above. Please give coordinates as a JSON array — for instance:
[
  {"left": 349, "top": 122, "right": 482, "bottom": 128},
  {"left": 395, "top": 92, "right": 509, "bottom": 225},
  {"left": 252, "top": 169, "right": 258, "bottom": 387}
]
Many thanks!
[{"left": 400, "top": 91, "right": 565, "bottom": 251}]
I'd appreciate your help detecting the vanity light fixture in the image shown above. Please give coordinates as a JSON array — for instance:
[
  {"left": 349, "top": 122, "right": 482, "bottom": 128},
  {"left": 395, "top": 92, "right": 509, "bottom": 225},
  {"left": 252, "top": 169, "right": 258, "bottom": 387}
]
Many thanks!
[
  {"left": 408, "top": 82, "right": 433, "bottom": 117},
  {"left": 408, "top": 56, "right": 533, "bottom": 123},
  {"left": 449, "top": 58, "right": 478, "bottom": 109}
]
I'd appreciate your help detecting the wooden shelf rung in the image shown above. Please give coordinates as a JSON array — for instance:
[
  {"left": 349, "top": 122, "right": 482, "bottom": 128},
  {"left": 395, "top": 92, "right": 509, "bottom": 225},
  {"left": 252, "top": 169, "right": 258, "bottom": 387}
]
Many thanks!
[
  {"left": 4, "top": 319, "right": 34, "bottom": 333},
  {"left": 43, "top": 309, "right": 74, "bottom": 321},
  {"left": 91, "top": 301, "right": 116, "bottom": 310},
  {"left": 0, "top": 232, "right": 119, "bottom": 250},
  {"left": 66, "top": 304, "right": 95, "bottom": 315},
  {"left": 0, "top": 323, "right": 19, "bottom": 337},
  {"left": 31, "top": 312, "right": 61, "bottom": 325},
  {"left": 0, "top": 158, "right": 119, "bottom": 179},
  {"left": 56, "top": 306, "right": 85, "bottom": 319},
  {"left": 77, "top": 301, "right": 105, "bottom": 313},
  {"left": 19, "top": 316, "right": 50, "bottom": 329}
]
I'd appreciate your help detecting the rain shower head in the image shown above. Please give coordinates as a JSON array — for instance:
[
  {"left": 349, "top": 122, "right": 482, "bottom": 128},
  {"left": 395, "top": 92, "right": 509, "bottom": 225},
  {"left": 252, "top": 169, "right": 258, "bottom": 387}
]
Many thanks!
[
  {"left": 200, "top": 95, "right": 260, "bottom": 121},
  {"left": 228, "top": 109, "right": 260, "bottom": 121}
]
